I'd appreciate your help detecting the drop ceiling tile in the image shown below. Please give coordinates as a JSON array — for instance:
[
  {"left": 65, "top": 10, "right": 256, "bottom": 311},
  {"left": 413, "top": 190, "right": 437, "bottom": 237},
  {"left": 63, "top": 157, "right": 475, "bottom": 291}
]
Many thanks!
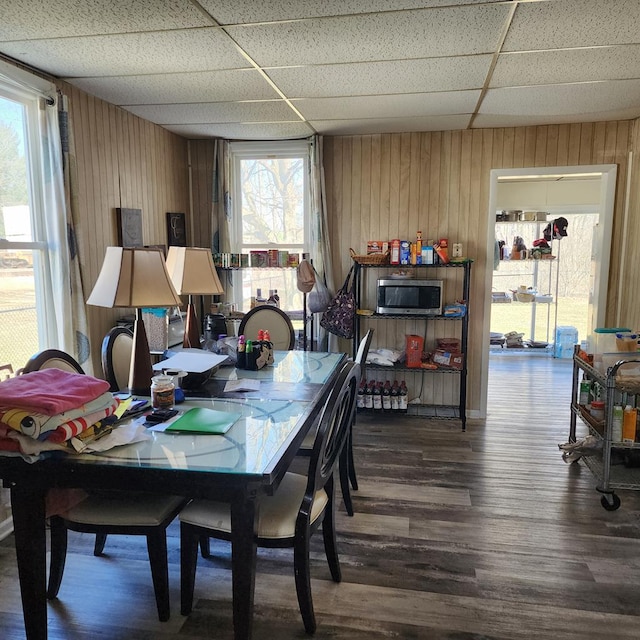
[
  {"left": 292, "top": 91, "right": 478, "bottom": 120},
  {"left": 491, "top": 45, "right": 640, "bottom": 88},
  {"left": 473, "top": 111, "right": 640, "bottom": 128},
  {"left": 68, "top": 69, "right": 279, "bottom": 106},
  {"left": 227, "top": 4, "right": 511, "bottom": 66},
  {"left": 124, "top": 100, "right": 297, "bottom": 125},
  {"left": 200, "top": 0, "right": 502, "bottom": 24},
  {"left": 310, "top": 114, "right": 471, "bottom": 135},
  {"left": 479, "top": 80, "right": 640, "bottom": 119},
  {"left": 503, "top": 0, "right": 640, "bottom": 52},
  {"left": 163, "top": 121, "right": 314, "bottom": 140},
  {"left": 0, "top": 28, "right": 248, "bottom": 78},
  {"left": 0, "top": 0, "right": 212, "bottom": 40},
  {"left": 268, "top": 55, "right": 491, "bottom": 98}
]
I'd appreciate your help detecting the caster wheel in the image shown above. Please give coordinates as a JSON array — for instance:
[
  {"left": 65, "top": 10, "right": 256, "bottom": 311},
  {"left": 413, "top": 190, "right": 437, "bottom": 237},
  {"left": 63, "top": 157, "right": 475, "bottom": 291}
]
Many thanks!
[{"left": 600, "top": 494, "right": 621, "bottom": 511}]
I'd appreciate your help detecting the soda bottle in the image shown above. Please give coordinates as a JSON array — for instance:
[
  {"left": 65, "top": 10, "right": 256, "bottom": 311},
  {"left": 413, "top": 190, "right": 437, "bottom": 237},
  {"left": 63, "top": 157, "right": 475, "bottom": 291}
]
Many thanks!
[
  {"left": 399, "top": 380, "right": 408, "bottom": 413},
  {"left": 382, "top": 381, "right": 391, "bottom": 412},
  {"left": 357, "top": 380, "right": 366, "bottom": 411},
  {"left": 373, "top": 382, "right": 383, "bottom": 411},
  {"left": 390, "top": 380, "right": 399, "bottom": 412},
  {"left": 364, "top": 380, "right": 374, "bottom": 411}
]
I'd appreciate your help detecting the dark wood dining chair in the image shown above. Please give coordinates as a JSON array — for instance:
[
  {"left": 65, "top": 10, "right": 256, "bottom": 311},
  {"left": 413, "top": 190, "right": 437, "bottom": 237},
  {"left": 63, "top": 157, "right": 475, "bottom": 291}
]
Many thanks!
[
  {"left": 297, "top": 328, "right": 374, "bottom": 517},
  {"left": 22, "top": 348, "right": 187, "bottom": 622},
  {"left": 101, "top": 326, "right": 134, "bottom": 391},
  {"left": 237, "top": 304, "right": 296, "bottom": 350},
  {"left": 179, "top": 360, "right": 360, "bottom": 634}
]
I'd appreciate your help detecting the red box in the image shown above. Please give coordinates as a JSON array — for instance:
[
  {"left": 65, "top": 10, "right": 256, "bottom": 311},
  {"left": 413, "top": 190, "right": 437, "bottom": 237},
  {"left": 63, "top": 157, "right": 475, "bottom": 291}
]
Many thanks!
[{"left": 405, "top": 334, "right": 424, "bottom": 368}]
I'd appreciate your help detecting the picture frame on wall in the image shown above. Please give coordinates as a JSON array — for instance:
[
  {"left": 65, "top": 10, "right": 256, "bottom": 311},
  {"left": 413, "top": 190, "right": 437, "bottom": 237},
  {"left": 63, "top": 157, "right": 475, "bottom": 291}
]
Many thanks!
[
  {"left": 116, "top": 208, "right": 143, "bottom": 248},
  {"left": 167, "top": 212, "right": 187, "bottom": 247}
]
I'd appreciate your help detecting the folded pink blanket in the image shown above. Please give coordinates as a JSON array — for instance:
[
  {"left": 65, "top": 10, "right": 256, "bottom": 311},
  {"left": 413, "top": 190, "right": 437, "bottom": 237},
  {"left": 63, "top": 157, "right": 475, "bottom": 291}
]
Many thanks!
[{"left": 0, "top": 369, "right": 109, "bottom": 415}]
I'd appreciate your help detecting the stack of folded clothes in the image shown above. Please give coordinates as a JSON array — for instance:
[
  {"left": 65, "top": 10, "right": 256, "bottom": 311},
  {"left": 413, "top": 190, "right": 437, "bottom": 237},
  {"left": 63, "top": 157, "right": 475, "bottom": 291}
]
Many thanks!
[{"left": 0, "top": 368, "right": 119, "bottom": 460}]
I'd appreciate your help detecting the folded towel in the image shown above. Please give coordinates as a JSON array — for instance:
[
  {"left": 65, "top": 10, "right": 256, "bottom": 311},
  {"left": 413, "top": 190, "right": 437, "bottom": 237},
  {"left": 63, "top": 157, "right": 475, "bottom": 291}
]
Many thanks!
[
  {"left": 0, "top": 369, "right": 109, "bottom": 415},
  {"left": 45, "top": 397, "right": 120, "bottom": 444},
  {"left": 0, "top": 391, "right": 115, "bottom": 439}
]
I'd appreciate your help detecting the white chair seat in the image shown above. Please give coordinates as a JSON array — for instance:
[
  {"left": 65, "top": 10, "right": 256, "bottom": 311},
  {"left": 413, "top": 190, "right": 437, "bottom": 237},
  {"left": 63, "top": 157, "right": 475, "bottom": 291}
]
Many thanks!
[
  {"left": 63, "top": 494, "right": 186, "bottom": 527},
  {"left": 180, "top": 472, "right": 328, "bottom": 540}
]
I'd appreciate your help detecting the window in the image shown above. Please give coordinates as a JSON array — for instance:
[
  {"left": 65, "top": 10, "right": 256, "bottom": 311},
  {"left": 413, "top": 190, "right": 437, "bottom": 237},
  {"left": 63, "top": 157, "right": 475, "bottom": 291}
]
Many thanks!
[
  {"left": 0, "top": 72, "right": 59, "bottom": 373},
  {"left": 229, "top": 141, "right": 310, "bottom": 314}
]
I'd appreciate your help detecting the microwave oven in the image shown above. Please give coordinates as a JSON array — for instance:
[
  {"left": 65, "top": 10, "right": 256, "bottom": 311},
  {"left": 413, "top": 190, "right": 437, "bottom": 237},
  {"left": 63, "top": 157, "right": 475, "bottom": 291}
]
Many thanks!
[{"left": 376, "top": 278, "right": 443, "bottom": 315}]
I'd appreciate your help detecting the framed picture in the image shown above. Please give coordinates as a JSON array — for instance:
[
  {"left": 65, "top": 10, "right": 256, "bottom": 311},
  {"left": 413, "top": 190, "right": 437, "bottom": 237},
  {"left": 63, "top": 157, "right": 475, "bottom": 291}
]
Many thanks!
[
  {"left": 167, "top": 212, "right": 186, "bottom": 247},
  {"left": 116, "top": 208, "right": 143, "bottom": 248}
]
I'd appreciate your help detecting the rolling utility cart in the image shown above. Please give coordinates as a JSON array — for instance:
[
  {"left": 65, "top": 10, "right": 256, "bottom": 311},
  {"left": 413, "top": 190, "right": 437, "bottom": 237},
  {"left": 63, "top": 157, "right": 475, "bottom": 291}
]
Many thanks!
[{"left": 569, "top": 348, "right": 640, "bottom": 510}]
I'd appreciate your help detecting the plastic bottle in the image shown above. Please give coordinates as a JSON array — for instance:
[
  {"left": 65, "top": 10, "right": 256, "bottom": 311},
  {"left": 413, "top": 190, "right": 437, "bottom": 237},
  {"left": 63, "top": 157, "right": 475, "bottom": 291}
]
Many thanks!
[
  {"left": 263, "top": 329, "right": 274, "bottom": 364},
  {"left": 390, "top": 380, "right": 399, "bottom": 411},
  {"left": 364, "top": 380, "right": 374, "bottom": 411},
  {"left": 373, "top": 382, "right": 382, "bottom": 411},
  {"left": 415, "top": 231, "right": 422, "bottom": 265},
  {"left": 399, "top": 381, "right": 408, "bottom": 413},
  {"left": 611, "top": 404, "right": 623, "bottom": 442},
  {"left": 273, "top": 289, "right": 280, "bottom": 307},
  {"left": 623, "top": 405, "right": 637, "bottom": 443},
  {"left": 236, "top": 335, "right": 246, "bottom": 369},
  {"left": 357, "top": 381, "right": 366, "bottom": 411},
  {"left": 382, "top": 381, "right": 391, "bottom": 411}
]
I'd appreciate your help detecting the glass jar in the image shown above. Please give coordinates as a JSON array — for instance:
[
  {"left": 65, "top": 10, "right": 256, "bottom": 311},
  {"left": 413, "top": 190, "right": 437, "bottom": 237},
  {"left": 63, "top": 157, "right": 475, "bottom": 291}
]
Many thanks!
[{"left": 151, "top": 374, "right": 175, "bottom": 409}]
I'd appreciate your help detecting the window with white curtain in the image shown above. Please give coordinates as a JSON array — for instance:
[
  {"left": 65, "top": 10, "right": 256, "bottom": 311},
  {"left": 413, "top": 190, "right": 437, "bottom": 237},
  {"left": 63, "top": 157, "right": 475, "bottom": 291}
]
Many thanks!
[
  {"left": 0, "top": 71, "right": 59, "bottom": 373},
  {"left": 229, "top": 140, "right": 310, "bottom": 314}
]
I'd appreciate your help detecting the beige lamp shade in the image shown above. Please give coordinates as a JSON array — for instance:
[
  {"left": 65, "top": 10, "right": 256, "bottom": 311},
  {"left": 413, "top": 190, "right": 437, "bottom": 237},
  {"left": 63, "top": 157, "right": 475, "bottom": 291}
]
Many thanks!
[
  {"left": 165, "top": 247, "right": 224, "bottom": 349},
  {"left": 87, "top": 247, "right": 182, "bottom": 309},
  {"left": 165, "top": 247, "right": 224, "bottom": 295},
  {"left": 87, "top": 247, "right": 182, "bottom": 395}
]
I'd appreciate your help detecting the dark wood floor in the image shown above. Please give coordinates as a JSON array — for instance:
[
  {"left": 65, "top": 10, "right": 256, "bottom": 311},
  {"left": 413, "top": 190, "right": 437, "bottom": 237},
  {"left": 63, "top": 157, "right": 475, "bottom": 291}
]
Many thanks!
[{"left": 1, "top": 352, "right": 640, "bottom": 639}]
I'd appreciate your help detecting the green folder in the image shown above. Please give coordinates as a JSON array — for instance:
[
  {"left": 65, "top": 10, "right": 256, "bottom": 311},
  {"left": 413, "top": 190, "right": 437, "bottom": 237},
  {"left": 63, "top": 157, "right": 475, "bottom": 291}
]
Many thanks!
[{"left": 165, "top": 407, "right": 241, "bottom": 435}]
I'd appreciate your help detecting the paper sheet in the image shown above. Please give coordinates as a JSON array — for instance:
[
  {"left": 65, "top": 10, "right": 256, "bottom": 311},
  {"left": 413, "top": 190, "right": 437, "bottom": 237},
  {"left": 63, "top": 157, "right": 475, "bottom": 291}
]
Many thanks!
[
  {"left": 152, "top": 350, "right": 228, "bottom": 373},
  {"left": 223, "top": 379, "right": 261, "bottom": 392}
]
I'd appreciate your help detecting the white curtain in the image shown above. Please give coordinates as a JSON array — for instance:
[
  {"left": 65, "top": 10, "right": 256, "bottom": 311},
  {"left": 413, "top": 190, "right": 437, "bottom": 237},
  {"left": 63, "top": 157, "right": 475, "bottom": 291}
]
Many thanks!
[
  {"left": 56, "top": 93, "right": 91, "bottom": 370},
  {"left": 212, "top": 139, "right": 234, "bottom": 298},
  {"left": 309, "top": 135, "right": 336, "bottom": 351}
]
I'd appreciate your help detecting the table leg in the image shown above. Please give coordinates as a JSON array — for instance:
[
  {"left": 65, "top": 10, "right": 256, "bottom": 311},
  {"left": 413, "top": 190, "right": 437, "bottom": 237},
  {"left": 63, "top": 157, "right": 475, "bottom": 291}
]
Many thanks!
[
  {"left": 11, "top": 483, "right": 47, "bottom": 640},
  {"left": 230, "top": 494, "right": 258, "bottom": 640}
]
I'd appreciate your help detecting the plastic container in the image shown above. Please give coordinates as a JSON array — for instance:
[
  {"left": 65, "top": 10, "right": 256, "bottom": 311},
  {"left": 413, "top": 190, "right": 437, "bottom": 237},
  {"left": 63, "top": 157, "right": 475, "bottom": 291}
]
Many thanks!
[
  {"left": 554, "top": 326, "right": 578, "bottom": 359},
  {"left": 142, "top": 308, "right": 168, "bottom": 352},
  {"left": 590, "top": 400, "right": 605, "bottom": 422},
  {"left": 592, "top": 327, "right": 632, "bottom": 370}
]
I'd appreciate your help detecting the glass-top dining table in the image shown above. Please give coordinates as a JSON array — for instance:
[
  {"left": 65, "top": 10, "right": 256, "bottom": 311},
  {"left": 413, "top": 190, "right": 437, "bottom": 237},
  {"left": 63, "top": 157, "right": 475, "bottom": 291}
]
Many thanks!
[{"left": 0, "top": 350, "right": 347, "bottom": 640}]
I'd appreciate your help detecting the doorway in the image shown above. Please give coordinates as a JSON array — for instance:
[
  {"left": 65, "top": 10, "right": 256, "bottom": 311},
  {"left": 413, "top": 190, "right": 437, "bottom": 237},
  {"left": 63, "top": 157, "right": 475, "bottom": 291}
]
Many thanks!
[{"left": 479, "top": 165, "right": 617, "bottom": 419}]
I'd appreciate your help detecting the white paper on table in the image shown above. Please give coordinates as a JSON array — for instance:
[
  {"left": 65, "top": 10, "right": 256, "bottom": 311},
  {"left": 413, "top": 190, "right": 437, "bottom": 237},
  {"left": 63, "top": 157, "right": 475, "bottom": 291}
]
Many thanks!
[
  {"left": 153, "top": 350, "right": 228, "bottom": 373},
  {"left": 223, "top": 379, "right": 261, "bottom": 392},
  {"left": 77, "top": 420, "right": 152, "bottom": 453}
]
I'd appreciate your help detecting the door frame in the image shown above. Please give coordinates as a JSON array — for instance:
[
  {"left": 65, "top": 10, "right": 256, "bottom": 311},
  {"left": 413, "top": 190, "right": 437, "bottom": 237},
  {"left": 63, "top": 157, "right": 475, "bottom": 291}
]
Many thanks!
[{"left": 479, "top": 164, "right": 617, "bottom": 419}]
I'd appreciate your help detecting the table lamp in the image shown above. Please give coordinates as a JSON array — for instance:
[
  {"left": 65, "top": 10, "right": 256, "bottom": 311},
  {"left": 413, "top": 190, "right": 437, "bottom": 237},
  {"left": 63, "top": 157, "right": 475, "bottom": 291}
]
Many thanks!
[
  {"left": 87, "top": 247, "right": 182, "bottom": 395},
  {"left": 165, "top": 247, "right": 224, "bottom": 349}
]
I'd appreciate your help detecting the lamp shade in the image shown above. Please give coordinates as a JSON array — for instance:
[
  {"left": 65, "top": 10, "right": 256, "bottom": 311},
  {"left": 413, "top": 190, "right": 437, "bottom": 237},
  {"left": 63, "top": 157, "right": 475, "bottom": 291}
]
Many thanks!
[
  {"left": 87, "top": 247, "right": 183, "bottom": 395},
  {"left": 87, "top": 247, "right": 182, "bottom": 309},
  {"left": 165, "top": 247, "right": 224, "bottom": 295}
]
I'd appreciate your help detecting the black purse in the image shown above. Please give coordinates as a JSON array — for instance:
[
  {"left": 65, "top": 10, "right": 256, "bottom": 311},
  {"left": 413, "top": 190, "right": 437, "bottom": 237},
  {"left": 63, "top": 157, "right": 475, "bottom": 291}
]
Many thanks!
[{"left": 320, "top": 265, "right": 356, "bottom": 339}]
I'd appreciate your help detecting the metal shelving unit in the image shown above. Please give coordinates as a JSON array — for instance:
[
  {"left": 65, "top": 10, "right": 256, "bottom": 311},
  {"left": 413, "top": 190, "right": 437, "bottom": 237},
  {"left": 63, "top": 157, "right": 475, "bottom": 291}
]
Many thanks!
[
  {"left": 570, "top": 348, "right": 640, "bottom": 510},
  {"left": 353, "top": 260, "right": 471, "bottom": 429}
]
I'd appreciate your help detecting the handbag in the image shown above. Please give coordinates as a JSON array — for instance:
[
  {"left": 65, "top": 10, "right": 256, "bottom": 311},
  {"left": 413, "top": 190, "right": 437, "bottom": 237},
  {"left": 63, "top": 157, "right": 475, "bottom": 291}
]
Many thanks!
[
  {"left": 320, "top": 265, "right": 356, "bottom": 339},
  {"left": 307, "top": 267, "right": 332, "bottom": 313}
]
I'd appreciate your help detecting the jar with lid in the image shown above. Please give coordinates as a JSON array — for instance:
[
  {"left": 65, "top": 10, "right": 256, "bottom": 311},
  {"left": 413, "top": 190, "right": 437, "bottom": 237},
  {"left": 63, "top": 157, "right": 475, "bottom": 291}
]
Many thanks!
[
  {"left": 590, "top": 400, "right": 605, "bottom": 422},
  {"left": 151, "top": 375, "right": 175, "bottom": 409}
]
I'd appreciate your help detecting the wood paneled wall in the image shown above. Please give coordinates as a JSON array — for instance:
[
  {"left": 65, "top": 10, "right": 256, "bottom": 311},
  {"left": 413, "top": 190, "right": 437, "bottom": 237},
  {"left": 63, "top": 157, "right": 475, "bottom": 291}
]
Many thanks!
[
  {"left": 323, "top": 122, "right": 635, "bottom": 414},
  {"left": 57, "top": 82, "right": 190, "bottom": 374}
]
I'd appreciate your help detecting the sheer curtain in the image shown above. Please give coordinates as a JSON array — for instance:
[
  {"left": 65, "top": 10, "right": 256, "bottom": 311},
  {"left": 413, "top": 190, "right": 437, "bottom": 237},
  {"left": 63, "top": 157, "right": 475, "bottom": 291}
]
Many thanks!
[
  {"left": 53, "top": 93, "right": 91, "bottom": 370},
  {"left": 309, "top": 135, "right": 335, "bottom": 351},
  {"left": 212, "top": 139, "right": 234, "bottom": 298}
]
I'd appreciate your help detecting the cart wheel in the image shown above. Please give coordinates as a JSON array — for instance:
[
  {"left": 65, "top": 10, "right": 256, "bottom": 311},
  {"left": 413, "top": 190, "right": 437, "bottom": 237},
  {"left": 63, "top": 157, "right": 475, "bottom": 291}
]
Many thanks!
[{"left": 600, "top": 494, "right": 621, "bottom": 511}]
